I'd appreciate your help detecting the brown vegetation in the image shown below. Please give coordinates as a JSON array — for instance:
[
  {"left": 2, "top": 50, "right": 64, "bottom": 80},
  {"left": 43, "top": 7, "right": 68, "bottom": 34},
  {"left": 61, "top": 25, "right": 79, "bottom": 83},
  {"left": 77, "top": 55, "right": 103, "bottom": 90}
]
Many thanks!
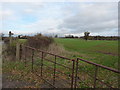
[{"left": 27, "top": 33, "right": 54, "bottom": 49}]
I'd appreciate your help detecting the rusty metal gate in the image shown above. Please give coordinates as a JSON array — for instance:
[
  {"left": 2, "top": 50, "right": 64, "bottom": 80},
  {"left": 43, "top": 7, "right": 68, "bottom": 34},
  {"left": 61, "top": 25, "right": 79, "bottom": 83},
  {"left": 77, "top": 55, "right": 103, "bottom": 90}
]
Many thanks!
[
  {"left": 20, "top": 44, "right": 120, "bottom": 88},
  {"left": 21, "top": 45, "right": 75, "bottom": 88},
  {"left": 74, "top": 58, "right": 120, "bottom": 88}
]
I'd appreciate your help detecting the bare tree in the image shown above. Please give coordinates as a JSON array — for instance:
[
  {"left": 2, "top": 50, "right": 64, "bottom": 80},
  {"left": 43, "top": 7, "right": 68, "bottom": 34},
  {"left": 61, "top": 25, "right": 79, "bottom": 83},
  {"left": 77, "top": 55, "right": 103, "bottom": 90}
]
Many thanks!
[
  {"left": 55, "top": 35, "right": 58, "bottom": 38},
  {"left": 84, "top": 31, "right": 90, "bottom": 41}
]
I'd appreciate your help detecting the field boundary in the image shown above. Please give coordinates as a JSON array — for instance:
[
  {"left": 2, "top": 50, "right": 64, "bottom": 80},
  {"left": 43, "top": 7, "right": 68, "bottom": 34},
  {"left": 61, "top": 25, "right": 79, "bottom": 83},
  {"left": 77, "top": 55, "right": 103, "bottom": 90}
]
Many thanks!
[{"left": 19, "top": 44, "right": 120, "bottom": 88}]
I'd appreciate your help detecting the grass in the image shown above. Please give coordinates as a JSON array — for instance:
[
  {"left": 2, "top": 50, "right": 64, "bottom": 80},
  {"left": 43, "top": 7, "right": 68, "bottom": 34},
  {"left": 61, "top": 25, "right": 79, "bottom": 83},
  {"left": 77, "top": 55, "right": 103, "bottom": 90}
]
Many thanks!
[
  {"left": 18, "top": 39, "right": 27, "bottom": 44},
  {"left": 9, "top": 39, "right": 27, "bottom": 47},
  {"left": 3, "top": 38, "right": 119, "bottom": 88},
  {"left": 3, "top": 60, "right": 43, "bottom": 88},
  {"left": 55, "top": 38, "right": 118, "bottom": 69},
  {"left": 54, "top": 38, "right": 119, "bottom": 88}
]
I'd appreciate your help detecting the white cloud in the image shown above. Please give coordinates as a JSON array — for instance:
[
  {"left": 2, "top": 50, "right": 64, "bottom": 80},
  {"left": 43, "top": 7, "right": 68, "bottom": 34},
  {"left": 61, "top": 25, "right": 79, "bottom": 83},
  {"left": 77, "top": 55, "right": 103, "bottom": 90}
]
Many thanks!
[
  {"left": 21, "top": 18, "right": 62, "bottom": 34},
  {"left": 58, "top": 2, "right": 118, "bottom": 36},
  {"left": 0, "top": 9, "right": 14, "bottom": 19},
  {"left": 24, "top": 9, "right": 34, "bottom": 13},
  {"left": 2, "top": 10, "right": 13, "bottom": 16},
  {"left": 23, "top": 2, "right": 44, "bottom": 13},
  {"left": 1, "top": 0, "right": 119, "bottom": 2},
  {"left": 1, "top": 2, "right": 118, "bottom": 36}
]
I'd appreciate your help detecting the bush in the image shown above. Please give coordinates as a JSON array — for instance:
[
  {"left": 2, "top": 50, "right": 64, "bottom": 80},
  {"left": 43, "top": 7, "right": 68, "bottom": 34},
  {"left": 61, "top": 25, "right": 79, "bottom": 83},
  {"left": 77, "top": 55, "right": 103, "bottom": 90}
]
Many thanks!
[
  {"left": 27, "top": 34, "right": 54, "bottom": 49},
  {"left": 3, "top": 37, "right": 10, "bottom": 44}
]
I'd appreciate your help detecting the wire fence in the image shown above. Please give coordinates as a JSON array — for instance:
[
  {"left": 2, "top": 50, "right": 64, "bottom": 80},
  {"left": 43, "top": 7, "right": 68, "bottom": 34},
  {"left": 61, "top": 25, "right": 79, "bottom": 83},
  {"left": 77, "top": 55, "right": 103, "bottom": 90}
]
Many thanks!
[{"left": 20, "top": 44, "right": 120, "bottom": 88}]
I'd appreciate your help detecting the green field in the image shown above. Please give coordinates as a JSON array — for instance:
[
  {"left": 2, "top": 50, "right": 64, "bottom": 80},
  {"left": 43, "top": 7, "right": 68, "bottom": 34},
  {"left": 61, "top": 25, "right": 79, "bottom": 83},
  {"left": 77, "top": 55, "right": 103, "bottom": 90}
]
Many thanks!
[
  {"left": 3, "top": 38, "right": 119, "bottom": 88},
  {"left": 55, "top": 38, "right": 118, "bottom": 69}
]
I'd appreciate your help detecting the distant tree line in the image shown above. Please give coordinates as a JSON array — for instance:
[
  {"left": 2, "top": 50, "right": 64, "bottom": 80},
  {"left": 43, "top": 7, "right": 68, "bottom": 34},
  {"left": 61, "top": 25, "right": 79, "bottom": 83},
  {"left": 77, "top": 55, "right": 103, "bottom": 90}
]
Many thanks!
[
  {"left": 18, "top": 35, "right": 28, "bottom": 39},
  {"left": 65, "top": 35, "right": 78, "bottom": 38},
  {"left": 80, "top": 36, "right": 119, "bottom": 40},
  {"left": 64, "top": 34, "right": 119, "bottom": 40},
  {"left": 1, "top": 32, "right": 119, "bottom": 41}
]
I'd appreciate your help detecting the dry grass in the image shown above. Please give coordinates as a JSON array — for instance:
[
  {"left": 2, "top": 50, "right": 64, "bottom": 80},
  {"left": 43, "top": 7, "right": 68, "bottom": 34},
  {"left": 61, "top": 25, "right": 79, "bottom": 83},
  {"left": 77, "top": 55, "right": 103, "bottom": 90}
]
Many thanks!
[
  {"left": 46, "top": 43, "right": 80, "bottom": 59},
  {"left": 3, "top": 61, "right": 43, "bottom": 88}
]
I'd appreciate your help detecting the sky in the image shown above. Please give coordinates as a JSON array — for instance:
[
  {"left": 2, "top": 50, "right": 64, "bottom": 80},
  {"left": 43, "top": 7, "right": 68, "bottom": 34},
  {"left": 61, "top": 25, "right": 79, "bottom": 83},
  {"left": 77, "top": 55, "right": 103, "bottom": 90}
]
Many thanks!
[{"left": 0, "top": 0, "right": 118, "bottom": 37}]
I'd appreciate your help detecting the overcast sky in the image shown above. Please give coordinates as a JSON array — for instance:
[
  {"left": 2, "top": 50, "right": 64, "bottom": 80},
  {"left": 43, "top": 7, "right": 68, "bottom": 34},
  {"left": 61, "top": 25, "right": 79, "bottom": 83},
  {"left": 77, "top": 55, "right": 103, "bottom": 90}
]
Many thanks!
[{"left": 0, "top": 1, "right": 118, "bottom": 36}]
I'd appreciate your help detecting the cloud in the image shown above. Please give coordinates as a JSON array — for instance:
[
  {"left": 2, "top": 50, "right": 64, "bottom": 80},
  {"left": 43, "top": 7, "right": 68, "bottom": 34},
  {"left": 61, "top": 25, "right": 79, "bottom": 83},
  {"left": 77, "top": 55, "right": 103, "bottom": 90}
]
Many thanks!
[
  {"left": 23, "top": 2, "right": 44, "bottom": 13},
  {"left": 20, "top": 18, "right": 62, "bottom": 34},
  {"left": 0, "top": 9, "right": 14, "bottom": 20},
  {"left": 24, "top": 9, "right": 34, "bottom": 13},
  {"left": 1, "top": 0, "right": 119, "bottom": 2},
  {"left": 1, "top": 2, "right": 118, "bottom": 36},
  {"left": 58, "top": 2, "right": 118, "bottom": 36}
]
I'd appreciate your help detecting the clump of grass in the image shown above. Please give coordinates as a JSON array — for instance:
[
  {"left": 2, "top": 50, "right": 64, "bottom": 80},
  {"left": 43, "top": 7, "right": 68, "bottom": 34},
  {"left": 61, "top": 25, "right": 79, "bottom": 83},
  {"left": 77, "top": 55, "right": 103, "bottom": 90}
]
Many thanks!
[{"left": 46, "top": 43, "right": 80, "bottom": 59}]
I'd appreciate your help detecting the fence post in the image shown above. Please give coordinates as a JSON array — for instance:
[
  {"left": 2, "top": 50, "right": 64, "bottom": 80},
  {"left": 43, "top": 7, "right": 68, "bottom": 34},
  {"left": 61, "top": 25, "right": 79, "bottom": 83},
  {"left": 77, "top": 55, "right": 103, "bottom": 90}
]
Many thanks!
[
  {"left": 71, "top": 59, "right": 75, "bottom": 88},
  {"left": 24, "top": 46, "right": 27, "bottom": 67},
  {"left": 93, "top": 66, "right": 98, "bottom": 88},
  {"left": 41, "top": 52, "right": 44, "bottom": 77},
  {"left": 20, "top": 44, "right": 22, "bottom": 60},
  {"left": 31, "top": 49, "right": 34, "bottom": 72},
  {"left": 9, "top": 31, "right": 13, "bottom": 45},
  {"left": 53, "top": 55, "right": 56, "bottom": 85},
  {"left": 74, "top": 58, "right": 79, "bottom": 88},
  {"left": 16, "top": 42, "right": 20, "bottom": 61}
]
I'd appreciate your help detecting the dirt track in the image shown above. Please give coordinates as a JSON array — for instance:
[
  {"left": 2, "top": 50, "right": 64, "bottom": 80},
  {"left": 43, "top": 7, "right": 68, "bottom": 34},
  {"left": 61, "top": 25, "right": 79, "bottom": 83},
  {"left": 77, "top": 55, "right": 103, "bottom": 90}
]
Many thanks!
[{"left": 2, "top": 73, "right": 35, "bottom": 88}]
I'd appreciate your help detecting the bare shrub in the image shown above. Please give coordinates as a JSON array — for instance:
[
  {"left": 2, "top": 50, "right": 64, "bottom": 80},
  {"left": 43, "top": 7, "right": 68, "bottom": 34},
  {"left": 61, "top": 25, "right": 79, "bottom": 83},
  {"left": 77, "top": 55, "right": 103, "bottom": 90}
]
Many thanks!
[
  {"left": 27, "top": 34, "right": 54, "bottom": 49},
  {"left": 3, "top": 37, "right": 9, "bottom": 44}
]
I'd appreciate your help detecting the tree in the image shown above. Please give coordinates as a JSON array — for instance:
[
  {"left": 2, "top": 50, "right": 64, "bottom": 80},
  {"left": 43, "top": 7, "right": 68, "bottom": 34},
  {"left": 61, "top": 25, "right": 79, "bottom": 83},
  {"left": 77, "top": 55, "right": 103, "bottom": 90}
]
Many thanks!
[
  {"left": 0, "top": 33, "right": 4, "bottom": 40},
  {"left": 18, "top": 35, "right": 22, "bottom": 39},
  {"left": 84, "top": 31, "right": 90, "bottom": 40},
  {"left": 0, "top": 33, "right": 4, "bottom": 37},
  {"left": 65, "top": 34, "right": 74, "bottom": 38},
  {"left": 55, "top": 35, "right": 58, "bottom": 38}
]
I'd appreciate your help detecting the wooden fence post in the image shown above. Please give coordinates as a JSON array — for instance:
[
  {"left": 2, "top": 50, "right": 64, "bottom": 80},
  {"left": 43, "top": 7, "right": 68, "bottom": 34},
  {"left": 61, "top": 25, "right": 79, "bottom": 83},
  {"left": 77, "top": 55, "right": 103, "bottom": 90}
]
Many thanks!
[
  {"left": 16, "top": 42, "right": 20, "bottom": 60},
  {"left": 9, "top": 31, "right": 14, "bottom": 45}
]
